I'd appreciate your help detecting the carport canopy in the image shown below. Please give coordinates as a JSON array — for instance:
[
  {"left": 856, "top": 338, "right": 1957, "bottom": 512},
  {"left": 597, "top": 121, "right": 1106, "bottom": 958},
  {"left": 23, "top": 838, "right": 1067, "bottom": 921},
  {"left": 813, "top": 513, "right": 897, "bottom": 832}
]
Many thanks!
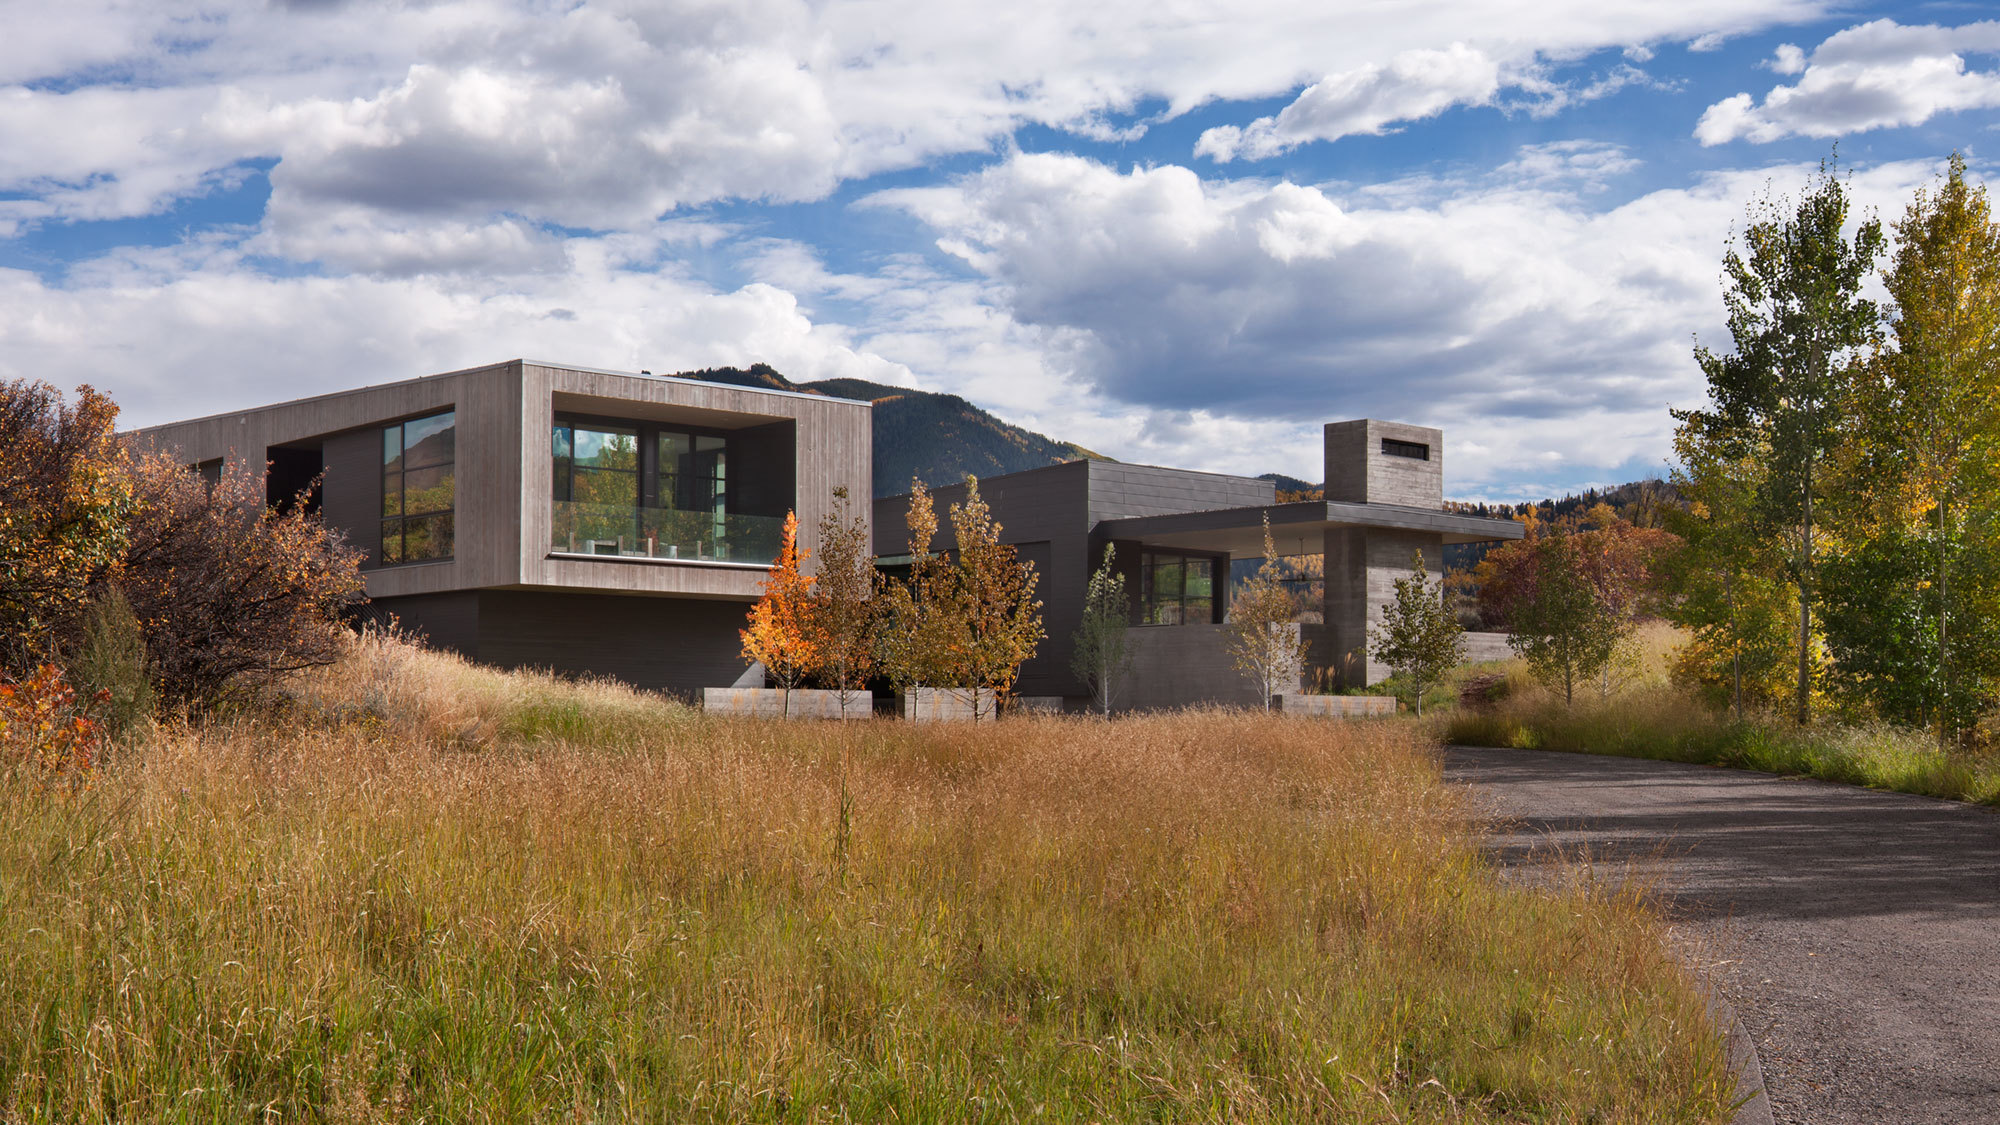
[{"left": 1093, "top": 499, "right": 1525, "bottom": 558}]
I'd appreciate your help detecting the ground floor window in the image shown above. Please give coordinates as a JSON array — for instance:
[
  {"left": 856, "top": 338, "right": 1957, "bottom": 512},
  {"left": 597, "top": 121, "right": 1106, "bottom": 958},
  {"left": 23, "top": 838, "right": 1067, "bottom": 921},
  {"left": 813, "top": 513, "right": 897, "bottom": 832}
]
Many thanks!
[{"left": 1141, "top": 551, "right": 1216, "bottom": 625}]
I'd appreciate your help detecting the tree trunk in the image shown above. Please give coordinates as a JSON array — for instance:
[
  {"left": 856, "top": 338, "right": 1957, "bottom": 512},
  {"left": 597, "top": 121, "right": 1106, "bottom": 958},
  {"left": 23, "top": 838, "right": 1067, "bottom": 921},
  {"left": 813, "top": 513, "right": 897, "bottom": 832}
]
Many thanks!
[
  {"left": 1728, "top": 568, "right": 1742, "bottom": 723},
  {"left": 1797, "top": 462, "right": 1814, "bottom": 727},
  {"left": 1938, "top": 495, "right": 1950, "bottom": 747}
]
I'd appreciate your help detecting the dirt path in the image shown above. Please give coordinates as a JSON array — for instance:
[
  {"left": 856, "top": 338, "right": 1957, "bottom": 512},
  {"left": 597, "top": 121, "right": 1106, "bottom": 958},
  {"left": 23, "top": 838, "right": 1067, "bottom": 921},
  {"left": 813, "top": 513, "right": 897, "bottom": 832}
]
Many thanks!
[{"left": 1442, "top": 745, "right": 2000, "bottom": 1125}]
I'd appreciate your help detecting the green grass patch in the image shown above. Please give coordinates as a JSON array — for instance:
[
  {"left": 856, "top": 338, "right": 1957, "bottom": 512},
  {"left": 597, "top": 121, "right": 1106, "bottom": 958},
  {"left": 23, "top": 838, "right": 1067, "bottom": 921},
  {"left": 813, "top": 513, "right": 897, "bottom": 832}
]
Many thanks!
[{"left": 1446, "top": 685, "right": 2000, "bottom": 806}]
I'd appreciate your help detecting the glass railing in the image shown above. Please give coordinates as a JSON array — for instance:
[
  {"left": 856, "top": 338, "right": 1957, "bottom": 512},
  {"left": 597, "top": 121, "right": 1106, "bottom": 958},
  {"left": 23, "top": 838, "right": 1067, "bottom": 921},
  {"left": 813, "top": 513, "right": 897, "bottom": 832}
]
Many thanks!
[{"left": 551, "top": 501, "right": 784, "bottom": 565}]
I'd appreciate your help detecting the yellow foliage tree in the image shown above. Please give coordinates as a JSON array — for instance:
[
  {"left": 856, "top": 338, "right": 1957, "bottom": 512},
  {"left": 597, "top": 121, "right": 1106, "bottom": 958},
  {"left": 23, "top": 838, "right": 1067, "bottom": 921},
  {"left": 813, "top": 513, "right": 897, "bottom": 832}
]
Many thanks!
[
  {"left": 876, "top": 481, "right": 968, "bottom": 694},
  {"left": 949, "top": 477, "right": 1044, "bottom": 718}
]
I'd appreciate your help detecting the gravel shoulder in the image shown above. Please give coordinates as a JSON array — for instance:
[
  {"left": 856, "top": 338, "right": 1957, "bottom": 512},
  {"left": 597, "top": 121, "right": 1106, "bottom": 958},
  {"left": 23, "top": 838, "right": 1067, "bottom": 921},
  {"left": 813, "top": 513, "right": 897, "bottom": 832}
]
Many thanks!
[{"left": 1442, "top": 745, "right": 2000, "bottom": 1125}]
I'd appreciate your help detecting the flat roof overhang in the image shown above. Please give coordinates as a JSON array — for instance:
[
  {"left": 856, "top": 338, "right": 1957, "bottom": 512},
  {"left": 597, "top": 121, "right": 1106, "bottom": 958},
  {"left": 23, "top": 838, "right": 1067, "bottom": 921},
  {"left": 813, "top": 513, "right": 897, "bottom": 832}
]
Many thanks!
[{"left": 1096, "top": 500, "right": 1525, "bottom": 556}]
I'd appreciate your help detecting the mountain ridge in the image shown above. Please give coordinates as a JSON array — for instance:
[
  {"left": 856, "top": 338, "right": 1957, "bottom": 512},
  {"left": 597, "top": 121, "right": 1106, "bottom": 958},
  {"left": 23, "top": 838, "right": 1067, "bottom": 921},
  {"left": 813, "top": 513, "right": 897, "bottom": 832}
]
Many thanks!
[{"left": 674, "top": 364, "right": 1105, "bottom": 497}]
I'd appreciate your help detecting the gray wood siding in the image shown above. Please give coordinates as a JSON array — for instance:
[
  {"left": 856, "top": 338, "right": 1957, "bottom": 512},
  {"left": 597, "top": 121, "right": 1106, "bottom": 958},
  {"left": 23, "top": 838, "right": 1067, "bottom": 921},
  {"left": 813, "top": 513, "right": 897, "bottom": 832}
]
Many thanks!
[
  {"left": 520, "top": 363, "right": 869, "bottom": 589},
  {"left": 126, "top": 360, "right": 525, "bottom": 599}
]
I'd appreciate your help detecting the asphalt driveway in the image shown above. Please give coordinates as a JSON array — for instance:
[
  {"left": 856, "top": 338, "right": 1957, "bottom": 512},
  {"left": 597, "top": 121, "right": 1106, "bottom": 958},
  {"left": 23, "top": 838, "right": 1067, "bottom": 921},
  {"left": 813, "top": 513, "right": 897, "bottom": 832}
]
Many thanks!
[{"left": 1443, "top": 745, "right": 2000, "bottom": 1125}]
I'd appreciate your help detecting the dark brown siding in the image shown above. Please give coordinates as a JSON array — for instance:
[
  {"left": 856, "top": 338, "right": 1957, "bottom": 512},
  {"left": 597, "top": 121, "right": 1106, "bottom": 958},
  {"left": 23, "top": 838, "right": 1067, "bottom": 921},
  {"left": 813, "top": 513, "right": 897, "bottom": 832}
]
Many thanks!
[
  {"left": 476, "top": 590, "right": 753, "bottom": 700},
  {"left": 370, "top": 591, "right": 481, "bottom": 657}
]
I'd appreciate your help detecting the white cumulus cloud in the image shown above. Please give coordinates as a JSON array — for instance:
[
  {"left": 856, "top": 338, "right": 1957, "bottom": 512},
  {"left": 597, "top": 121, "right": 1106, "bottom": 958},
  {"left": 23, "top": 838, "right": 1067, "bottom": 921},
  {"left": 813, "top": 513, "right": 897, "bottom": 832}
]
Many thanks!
[
  {"left": 1195, "top": 45, "right": 1502, "bottom": 161},
  {"left": 865, "top": 151, "right": 1950, "bottom": 493},
  {"left": 1697, "top": 19, "right": 2000, "bottom": 144}
]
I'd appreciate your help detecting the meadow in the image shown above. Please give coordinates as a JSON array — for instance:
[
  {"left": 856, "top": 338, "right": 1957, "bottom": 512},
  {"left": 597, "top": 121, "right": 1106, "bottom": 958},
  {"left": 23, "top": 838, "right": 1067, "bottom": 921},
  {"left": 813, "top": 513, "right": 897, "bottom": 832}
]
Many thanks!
[{"left": 0, "top": 634, "right": 1733, "bottom": 1122}]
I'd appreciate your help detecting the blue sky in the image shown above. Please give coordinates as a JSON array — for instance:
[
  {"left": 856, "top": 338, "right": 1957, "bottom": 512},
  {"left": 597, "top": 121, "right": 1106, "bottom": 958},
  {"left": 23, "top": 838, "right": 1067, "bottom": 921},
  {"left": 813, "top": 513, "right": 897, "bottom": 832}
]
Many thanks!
[{"left": 2, "top": 2, "right": 1997, "bottom": 501}]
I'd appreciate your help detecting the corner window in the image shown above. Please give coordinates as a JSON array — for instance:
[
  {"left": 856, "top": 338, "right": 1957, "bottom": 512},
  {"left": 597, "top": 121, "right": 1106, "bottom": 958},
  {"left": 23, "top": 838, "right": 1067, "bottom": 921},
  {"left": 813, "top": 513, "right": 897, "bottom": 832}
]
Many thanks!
[
  {"left": 1382, "top": 438, "right": 1429, "bottom": 460},
  {"left": 381, "top": 410, "right": 455, "bottom": 564},
  {"left": 1141, "top": 551, "right": 1214, "bottom": 625}
]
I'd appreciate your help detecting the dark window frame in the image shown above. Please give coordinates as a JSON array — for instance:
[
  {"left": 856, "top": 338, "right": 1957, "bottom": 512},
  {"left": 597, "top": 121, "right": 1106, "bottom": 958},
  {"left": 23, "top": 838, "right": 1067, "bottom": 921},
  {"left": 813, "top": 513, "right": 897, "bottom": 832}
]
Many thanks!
[
  {"left": 379, "top": 408, "right": 456, "bottom": 566},
  {"left": 551, "top": 412, "right": 735, "bottom": 517},
  {"left": 1138, "top": 548, "right": 1221, "bottom": 626},
  {"left": 1382, "top": 437, "right": 1430, "bottom": 461}
]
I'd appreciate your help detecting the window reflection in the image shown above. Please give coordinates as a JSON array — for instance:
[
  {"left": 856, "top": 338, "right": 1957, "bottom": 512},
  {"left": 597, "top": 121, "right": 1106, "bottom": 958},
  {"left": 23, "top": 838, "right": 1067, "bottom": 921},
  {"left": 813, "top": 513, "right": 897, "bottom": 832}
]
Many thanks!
[
  {"left": 1141, "top": 551, "right": 1214, "bottom": 625},
  {"left": 380, "top": 410, "right": 455, "bottom": 564}
]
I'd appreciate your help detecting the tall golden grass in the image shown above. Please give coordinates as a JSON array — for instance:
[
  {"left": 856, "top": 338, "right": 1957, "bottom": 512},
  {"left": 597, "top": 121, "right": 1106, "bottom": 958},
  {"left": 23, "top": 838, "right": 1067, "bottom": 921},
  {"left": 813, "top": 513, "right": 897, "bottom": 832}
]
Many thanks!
[
  {"left": 0, "top": 636, "right": 1732, "bottom": 1122},
  {"left": 1447, "top": 623, "right": 2000, "bottom": 806}
]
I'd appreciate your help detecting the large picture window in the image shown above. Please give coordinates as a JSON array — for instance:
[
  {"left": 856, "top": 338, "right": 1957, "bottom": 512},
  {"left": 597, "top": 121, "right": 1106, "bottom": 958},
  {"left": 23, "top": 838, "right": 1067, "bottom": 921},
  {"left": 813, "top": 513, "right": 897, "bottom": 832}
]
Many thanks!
[
  {"left": 552, "top": 418, "right": 742, "bottom": 557},
  {"left": 1141, "top": 551, "right": 1215, "bottom": 625},
  {"left": 381, "top": 410, "right": 455, "bottom": 564}
]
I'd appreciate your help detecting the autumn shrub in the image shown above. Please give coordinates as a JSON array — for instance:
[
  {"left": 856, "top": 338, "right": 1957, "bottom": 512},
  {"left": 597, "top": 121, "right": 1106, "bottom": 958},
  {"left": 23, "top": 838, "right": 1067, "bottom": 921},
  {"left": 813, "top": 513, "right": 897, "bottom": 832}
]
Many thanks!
[
  {"left": 0, "top": 663, "right": 105, "bottom": 777},
  {"left": 0, "top": 380, "right": 130, "bottom": 669},
  {"left": 119, "top": 451, "right": 365, "bottom": 707}
]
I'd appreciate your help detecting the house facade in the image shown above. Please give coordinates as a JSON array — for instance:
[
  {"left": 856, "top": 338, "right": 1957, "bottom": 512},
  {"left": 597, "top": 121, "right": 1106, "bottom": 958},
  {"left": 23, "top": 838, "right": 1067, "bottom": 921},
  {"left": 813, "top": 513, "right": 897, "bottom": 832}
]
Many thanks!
[
  {"left": 874, "top": 419, "right": 1523, "bottom": 709},
  {"left": 132, "top": 359, "right": 871, "bottom": 697}
]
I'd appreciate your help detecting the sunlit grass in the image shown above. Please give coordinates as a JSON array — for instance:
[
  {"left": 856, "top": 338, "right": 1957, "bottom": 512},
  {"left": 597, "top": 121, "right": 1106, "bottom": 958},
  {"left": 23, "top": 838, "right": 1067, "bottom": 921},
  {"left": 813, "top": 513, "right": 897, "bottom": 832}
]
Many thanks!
[
  {"left": 1443, "top": 624, "right": 2000, "bottom": 807},
  {"left": 0, "top": 638, "right": 1733, "bottom": 1122}
]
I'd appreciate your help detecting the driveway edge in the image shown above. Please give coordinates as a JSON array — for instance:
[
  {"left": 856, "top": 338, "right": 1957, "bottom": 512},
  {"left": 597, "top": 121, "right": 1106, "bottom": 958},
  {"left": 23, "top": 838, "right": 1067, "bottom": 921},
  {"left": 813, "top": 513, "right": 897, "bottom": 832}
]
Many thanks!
[{"left": 1712, "top": 991, "right": 1773, "bottom": 1125}]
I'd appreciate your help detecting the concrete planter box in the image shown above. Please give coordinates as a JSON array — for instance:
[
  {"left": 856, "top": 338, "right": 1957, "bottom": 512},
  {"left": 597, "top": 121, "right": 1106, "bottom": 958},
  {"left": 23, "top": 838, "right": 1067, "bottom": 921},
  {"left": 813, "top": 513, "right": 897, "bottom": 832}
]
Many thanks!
[
  {"left": 900, "top": 687, "right": 1003, "bottom": 722},
  {"left": 702, "top": 687, "right": 873, "bottom": 719},
  {"left": 1274, "top": 694, "right": 1396, "bottom": 718}
]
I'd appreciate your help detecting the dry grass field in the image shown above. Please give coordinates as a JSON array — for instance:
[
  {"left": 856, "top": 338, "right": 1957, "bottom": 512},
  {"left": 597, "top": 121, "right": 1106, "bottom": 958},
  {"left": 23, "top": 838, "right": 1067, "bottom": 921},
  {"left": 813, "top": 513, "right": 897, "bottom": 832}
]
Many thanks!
[{"left": 0, "top": 635, "right": 1733, "bottom": 1122}]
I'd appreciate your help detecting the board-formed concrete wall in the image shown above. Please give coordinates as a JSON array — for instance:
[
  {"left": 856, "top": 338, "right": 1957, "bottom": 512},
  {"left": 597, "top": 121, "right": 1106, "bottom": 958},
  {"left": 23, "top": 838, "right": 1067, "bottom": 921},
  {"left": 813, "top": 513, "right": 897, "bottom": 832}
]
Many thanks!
[
  {"left": 1323, "top": 526, "right": 1448, "bottom": 686},
  {"left": 901, "top": 687, "right": 999, "bottom": 722},
  {"left": 1274, "top": 694, "right": 1395, "bottom": 717},
  {"left": 1324, "top": 419, "right": 1444, "bottom": 510},
  {"left": 702, "top": 688, "right": 872, "bottom": 719},
  {"left": 1461, "top": 631, "right": 1513, "bottom": 665}
]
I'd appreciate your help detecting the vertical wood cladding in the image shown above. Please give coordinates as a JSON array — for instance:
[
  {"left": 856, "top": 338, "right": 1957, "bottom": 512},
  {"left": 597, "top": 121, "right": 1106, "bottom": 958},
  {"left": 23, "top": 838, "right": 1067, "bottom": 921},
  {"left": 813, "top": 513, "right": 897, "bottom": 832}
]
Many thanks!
[
  {"left": 127, "top": 360, "right": 519, "bottom": 600},
  {"left": 523, "top": 364, "right": 869, "bottom": 588}
]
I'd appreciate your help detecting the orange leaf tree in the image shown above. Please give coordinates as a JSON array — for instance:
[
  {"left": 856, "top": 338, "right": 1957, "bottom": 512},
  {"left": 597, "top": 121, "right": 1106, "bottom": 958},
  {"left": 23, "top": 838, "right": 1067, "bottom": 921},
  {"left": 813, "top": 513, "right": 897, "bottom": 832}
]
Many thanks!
[
  {"left": 806, "top": 486, "right": 876, "bottom": 709},
  {"left": 740, "top": 511, "right": 818, "bottom": 710}
]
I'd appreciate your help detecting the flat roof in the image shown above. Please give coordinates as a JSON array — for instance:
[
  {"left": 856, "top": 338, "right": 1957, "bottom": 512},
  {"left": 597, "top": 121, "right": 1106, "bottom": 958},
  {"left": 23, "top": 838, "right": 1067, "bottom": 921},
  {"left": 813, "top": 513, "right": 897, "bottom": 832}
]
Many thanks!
[
  {"left": 127, "top": 357, "right": 872, "bottom": 434},
  {"left": 1097, "top": 499, "right": 1524, "bottom": 554}
]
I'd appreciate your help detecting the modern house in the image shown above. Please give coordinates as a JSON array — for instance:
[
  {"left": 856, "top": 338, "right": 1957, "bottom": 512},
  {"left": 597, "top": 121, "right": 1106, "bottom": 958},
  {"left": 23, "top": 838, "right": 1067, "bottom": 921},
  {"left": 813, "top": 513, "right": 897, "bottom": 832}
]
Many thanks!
[
  {"left": 874, "top": 419, "right": 1524, "bottom": 709},
  {"left": 131, "top": 359, "right": 871, "bottom": 696}
]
